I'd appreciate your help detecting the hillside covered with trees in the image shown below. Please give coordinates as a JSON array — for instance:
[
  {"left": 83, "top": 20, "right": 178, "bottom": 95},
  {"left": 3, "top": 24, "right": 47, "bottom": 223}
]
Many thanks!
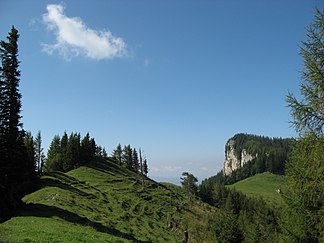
[{"left": 203, "top": 133, "right": 291, "bottom": 185}]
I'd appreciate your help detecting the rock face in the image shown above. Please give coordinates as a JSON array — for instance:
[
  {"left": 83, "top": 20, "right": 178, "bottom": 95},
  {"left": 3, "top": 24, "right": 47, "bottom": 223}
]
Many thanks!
[{"left": 223, "top": 139, "right": 255, "bottom": 176}]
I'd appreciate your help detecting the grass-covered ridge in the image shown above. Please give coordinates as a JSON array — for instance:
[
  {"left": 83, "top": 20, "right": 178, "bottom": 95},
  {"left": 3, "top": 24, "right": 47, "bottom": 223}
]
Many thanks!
[
  {"left": 0, "top": 159, "right": 216, "bottom": 242},
  {"left": 227, "top": 172, "right": 286, "bottom": 208}
]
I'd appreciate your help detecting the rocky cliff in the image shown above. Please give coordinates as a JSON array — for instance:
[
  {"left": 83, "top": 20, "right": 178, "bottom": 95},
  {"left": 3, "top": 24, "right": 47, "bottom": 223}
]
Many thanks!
[{"left": 223, "top": 138, "right": 255, "bottom": 176}]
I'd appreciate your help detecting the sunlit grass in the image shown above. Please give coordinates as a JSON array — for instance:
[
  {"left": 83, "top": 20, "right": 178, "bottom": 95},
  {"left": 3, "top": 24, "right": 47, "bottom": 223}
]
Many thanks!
[
  {"left": 228, "top": 172, "right": 286, "bottom": 208},
  {"left": 0, "top": 159, "right": 217, "bottom": 242}
]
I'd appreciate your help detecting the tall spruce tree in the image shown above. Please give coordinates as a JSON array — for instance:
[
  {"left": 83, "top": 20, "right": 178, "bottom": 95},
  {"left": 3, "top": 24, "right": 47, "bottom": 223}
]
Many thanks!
[
  {"left": 122, "top": 145, "right": 133, "bottom": 168},
  {"left": 64, "top": 133, "right": 81, "bottom": 171},
  {"left": 0, "top": 26, "right": 23, "bottom": 170},
  {"left": 34, "top": 131, "right": 44, "bottom": 176},
  {"left": 60, "top": 131, "right": 68, "bottom": 170},
  {"left": 283, "top": 9, "right": 324, "bottom": 242},
  {"left": 24, "top": 131, "right": 35, "bottom": 173},
  {"left": 112, "top": 144, "right": 122, "bottom": 165},
  {"left": 0, "top": 26, "right": 35, "bottom": 221},
  {"left": 45, "top": 135, "right": 61, "bottom": 171},
  {"left": 80, "top": 132, "right": 93, "bottom": 165},
  {"left": 132, "top": 148, "right": 139, "bottom": 172}
]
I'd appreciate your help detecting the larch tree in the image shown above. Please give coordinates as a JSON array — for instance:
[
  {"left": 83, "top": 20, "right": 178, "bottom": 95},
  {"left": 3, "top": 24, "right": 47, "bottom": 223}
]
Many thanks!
[
  {"left": 284, "top": 9, "right": 324, "bottom": 242},
  {"left": 286, "top": 9, "right": 324, "bottom": 137}
]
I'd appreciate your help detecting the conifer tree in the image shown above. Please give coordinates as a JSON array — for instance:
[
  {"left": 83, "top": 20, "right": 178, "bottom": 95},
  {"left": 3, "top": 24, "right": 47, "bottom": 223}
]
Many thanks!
[
  {"left": 90, "top": 138, "right": 96, "bottom": 157},
  {"left": 34, "top": 131, "right": 44, "bottom": 176},
  {"left": 60, "top": 131, "right": 68, "bottom": 170},
  {"left": 24, "top": 131, "right": 35, "bottom": 173},
  {"left": 101, "top": 147, "right": 107, "bottom": 158},
  {"left": 0, "top": 27, "right": 35, "bottom": 220},
  {"left": 286, "top": 9, "right": 324, "bottom": 137},
  {"left": 181, "top": 172, "right": 198, "bottom": 201},
  {"left": 143, "top": 158, "right": 148, "bottom": 176},
  {"left": 283, "top": 9, "right": 324, "bottom": 242},
  {"left": 45, "top": 135, "right": 61, "bottom": 171},
  {"left": 96, "top": 145, "right": 106, "bottom": 158},
  {"left": 132, "top": 148, "right": 139, "bottom": 172},
  {"left": 80, "top": 132, "right": 93, "bottom": 164},
  {"left": 65, "top": 133, "right": 81, "bottom": 171},
  {"left": 112, "top": 144, "right": 122, "bottom": 165},
  {"left": 122, "top": 145, "right": 133, "bottom": 168},
  {"left": 139, "top": 148, "right": 145, "bottom": 187}
]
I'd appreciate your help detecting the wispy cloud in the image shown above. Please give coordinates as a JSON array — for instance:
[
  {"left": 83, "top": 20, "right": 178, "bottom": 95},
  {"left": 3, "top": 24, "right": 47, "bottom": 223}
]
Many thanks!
[{"left": 42, "top": 4, "right": 127, "bottom": 60}]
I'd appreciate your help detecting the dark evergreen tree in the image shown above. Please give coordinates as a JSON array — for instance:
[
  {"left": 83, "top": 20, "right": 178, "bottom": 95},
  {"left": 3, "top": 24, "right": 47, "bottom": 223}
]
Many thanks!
[
  {"left": 60, "top": 131, "right": 68, "bottom": 170},
  {"left": 65, "top": 133, "right": 81, "bottom": 171},
  {"left": 122, "top": 145, "right": 133, "bottom": 168},
  {"left": 0, "top": 27, "right": 36, "bottom": 221},
  {"left": 23, "top": 131, "right": 35, "bottom": 173},
  {"left": 212, "top": 210, "right": 243, "bottom": 243},
  {"left": 112, "top": 143, "right": 122, "bottom": 165},
  {"left": 46, "top": 132, "right": 98, "bottom": 172},
  {"left": 138, "top": 148, "right": 145, "bottom": 187},
  {"left": 96, "top": 145, "right": 107, "bottom": 158},
  {"left": 34, "top": 130, "right": 44, "bottom": 176},
  {"left": 102, "top": 147, "right": 107, "bottom": 158},
  {"left": 45, "top": 135, "right": 62, "bottom": 171},
  {"left": 132, "top": 148, "right": 139, "bottom": 172},
  {"left": 143, "top": 158, "right": 148, "bottom": 176},
  {"left": 90, "top": 138, "right": 97, "bottom": 158},
  {"left": 181, "top": 172, "right": 198, "bottom": 201},
  {"left": 80, "top": 132, "right": 93, "bottom": 165}
]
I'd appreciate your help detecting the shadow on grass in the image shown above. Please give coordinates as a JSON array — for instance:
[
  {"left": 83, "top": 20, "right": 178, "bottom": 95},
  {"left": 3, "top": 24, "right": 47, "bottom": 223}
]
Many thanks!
[
  {"left": 41, "top": 177, "right": 96, "bottom": 200},
  {"left": 86, "top": 160, "right": 130, "bottom": 177},
  {"left": 19, "top": 203, "right": 151, "bottom": 243}
]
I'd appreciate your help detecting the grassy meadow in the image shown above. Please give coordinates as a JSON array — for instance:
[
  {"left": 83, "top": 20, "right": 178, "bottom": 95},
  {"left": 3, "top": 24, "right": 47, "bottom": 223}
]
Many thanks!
[
  {"left": 0, "top": 159, "right": 216, "bottom": 242},
  {"left": 227, "top": 172, "right": 287, "bottom": 208}
]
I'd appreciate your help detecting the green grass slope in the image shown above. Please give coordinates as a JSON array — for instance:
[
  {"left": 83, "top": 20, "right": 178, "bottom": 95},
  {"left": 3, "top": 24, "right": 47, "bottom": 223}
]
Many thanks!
[
  {"left": 227, "top": 172, "right": 286, "bottom": 208},
  {"left": 0, "top": 159, "right": 216, "bottom": 242}
]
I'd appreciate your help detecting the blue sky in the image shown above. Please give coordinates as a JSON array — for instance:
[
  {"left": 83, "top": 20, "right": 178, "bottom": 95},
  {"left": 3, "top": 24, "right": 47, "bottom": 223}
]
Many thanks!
[{"left": 1, "top": 0, "right": 323, "bottom": 182}]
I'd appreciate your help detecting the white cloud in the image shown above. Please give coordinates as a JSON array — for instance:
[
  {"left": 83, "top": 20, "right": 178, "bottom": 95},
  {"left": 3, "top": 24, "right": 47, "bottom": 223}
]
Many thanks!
[{"left": 42, "top": 4, "right": 127, "bottom": 60}]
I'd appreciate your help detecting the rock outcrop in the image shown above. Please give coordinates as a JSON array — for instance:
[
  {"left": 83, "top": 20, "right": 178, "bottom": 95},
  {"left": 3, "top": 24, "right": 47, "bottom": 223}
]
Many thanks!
[{"left": 223, "top": 139, "right": 255, "bottom": 176}]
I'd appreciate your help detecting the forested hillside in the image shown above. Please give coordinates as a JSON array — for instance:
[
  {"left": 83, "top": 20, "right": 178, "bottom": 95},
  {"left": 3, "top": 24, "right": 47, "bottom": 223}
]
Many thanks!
[{"left": 207, "top": 133, "right": 291, "bottom": 185}]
